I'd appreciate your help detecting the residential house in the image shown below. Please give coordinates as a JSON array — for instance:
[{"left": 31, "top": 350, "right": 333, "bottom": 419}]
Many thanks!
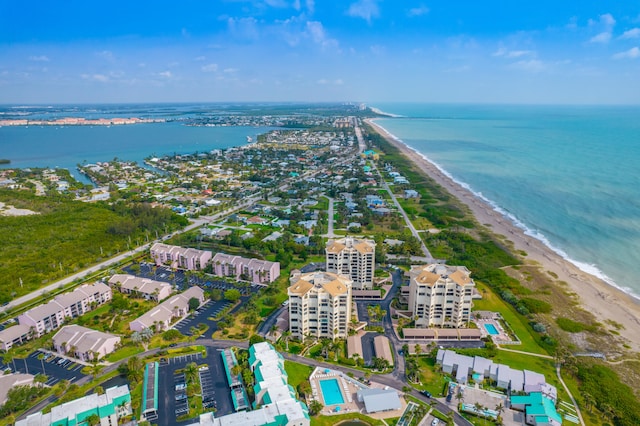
[
  {"left": 53, "top": 325, "right": 121, "bottom": 362},
  {"left": 0, "top": 373, "right": 34, "bottom": 405},
  {"left": 129, "top": 286, "right": 205, "bottom": 332},
  {"left": 18, "top": 282, "right": 112, "bottom": 337},
  {"left": 109, "top": 274, "right": 173, "bottom": 302}
]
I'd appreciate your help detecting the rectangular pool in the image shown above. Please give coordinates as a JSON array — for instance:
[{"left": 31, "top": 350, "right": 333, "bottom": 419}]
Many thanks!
[
  {"left": 319, "top": 379, "right": 345, "bottom": 405},
  {"left": 484, "top": 323, "right": 499, "bottom": 335}
]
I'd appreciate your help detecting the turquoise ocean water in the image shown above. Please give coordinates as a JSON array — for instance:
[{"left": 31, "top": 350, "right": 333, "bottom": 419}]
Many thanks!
[{"left": 372, "top": 104, "right": 640, "bottom": 299}]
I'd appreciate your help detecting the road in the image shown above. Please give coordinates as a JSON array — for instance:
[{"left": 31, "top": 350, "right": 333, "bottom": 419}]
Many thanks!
[
  {"left": 325, "top": 196, "right": 337, "bottom": 238},
  {"left": 556, "top": 364, "right": 585, "bottom": 426},
  {"left": 353, "top": 122, "right": 433, "bottom": 261},
  {"left": 281, "top": 351, "right": 471, "bottom": 426},
  {"left": 0, "top": 195, "right": 261, "bottom": 316}
]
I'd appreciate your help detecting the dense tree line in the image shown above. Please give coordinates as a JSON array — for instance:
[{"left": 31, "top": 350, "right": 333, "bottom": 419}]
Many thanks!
[{"left": 0, "top": 189, "right": 187, "bottom": 303}]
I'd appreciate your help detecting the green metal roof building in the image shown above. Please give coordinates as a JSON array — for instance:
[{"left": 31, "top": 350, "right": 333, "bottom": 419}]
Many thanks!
[
  {"left": 511, "top": 392, "right": 562, "bottom": 426},
  {"left": 16, "top": 385, "right": 131, "bottom": 426}
]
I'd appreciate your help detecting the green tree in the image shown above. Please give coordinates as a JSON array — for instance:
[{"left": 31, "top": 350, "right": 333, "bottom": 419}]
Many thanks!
[
  {"left": 308, "top": 400, "right": 323, "bottom": 416},
  {"left": 188, "top": 297, "right": 200, "bottom": 311},
  {"left": 86, "top": 413, "right": 101, "bottom": 426},
  {"left": 224, "top": 289, "right": 241, "bottom": 302}
]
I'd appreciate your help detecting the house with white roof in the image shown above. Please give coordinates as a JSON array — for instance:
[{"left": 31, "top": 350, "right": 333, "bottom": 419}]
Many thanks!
[
  {"left": 18, "top": 282, "right": 112, "bottom": 337},
  {"left": 129, "top": 286, "right": 205, "bottom": 332},
  {"left": 109, "top": 274, "right": 173, "bottom": 302},
  {"left": 53, "top": 325, "right": 121, "bottom": 362}
]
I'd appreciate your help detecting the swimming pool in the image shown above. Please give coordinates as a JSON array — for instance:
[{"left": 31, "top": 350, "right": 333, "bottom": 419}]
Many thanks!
[
  {"left": 319, "top": 379, "right": 345, "bottom": 405},
  {"left": 484, "top": 323, "right": 499, "bottom": 335}
]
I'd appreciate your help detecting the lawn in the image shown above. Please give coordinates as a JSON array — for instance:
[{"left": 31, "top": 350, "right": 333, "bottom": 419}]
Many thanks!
[
  {"left": 106, "top": 345, "right": 143, "bottom": 362},
  {"left": 472, "top": 282, "right": 549, "bottom": 355},
  {"left": 310, "top": 412, "right": 385, "bottom": 426},
  {"left": 415, "top": 357, "right": 449, "bottom": 397},
  {"left": 284, "top": 360, "right": 314, "bottom": 390}
]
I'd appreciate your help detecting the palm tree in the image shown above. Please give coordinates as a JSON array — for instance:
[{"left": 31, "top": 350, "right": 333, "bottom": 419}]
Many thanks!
[
  {"left": 184, "top": 362, "right": 198, "bottom": 384},
  {"left": 282, "top": 330, "right": 291, "bottom": 351},
  {"left": 127, "top": 356, "right": 144, "bottom": 384},
  {"left": 37, "top": 353, "right": 46, "bottom": 375}
]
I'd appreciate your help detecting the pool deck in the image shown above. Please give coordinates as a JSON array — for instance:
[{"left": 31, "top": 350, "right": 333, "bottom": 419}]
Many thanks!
[
  {"left": 473, "top": 312, "right": 518, "bottom": 344},
  {"left": 309, "top": 367, "right": 407, "bottom": 419}
]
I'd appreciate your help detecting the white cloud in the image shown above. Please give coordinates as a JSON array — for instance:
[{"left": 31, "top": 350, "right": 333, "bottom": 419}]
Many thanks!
[
  {"left": 493, "top": 47, "right": 534, "bottom": 58},
  {"left": 590, "top": 32, "right": 612, "bottom": 43},
  {"left": 317, "top": 78, "right": 343, "bottom": 85},
  {"left": 620, "top": 28, "right": 640, "bottom": 39},
  {"left": 613, "top": 46, "right": 640, "bottom": 59},
  {"left": 566, "top": 16, "right": 578, "bottom": 30},
  {"left": 370, "top": 44, "right": 385, "bottom": 55},
  {"left": 201, "top": 63, "right": 218, "bottom": 72},
  {"left": 408, "top": 5, "right": 429, "bottom": 17},
  {"left": 346, "top": 0, "right": 379, "bottom": 24},
  {"left": 511, "top": 59, "right": 545, "bottom": 72},
  {"left": 227, "top": 17, "right": 259, "bottom": 40},
  {"left": 306, "top": 0, "right": 315, "bottom": 14},
  {"left": 194, "top": 56, "right": 206, "bottom": 61},
  {"left": 157, "top": 71, "right": 172, "bottom": 78},
  {"left": 223, "top": 68, "right": 238, "bottom": 73},
  {"left": 589, "top": 13, "right": 616, "bottom": 29},
  {"left": 96, "top": 50, "right": 114, "bottom": 61},
  {"left": 28, "top": 55, "right": 49, "bottom": 62},
  {"left": 81, "top": 73, "right": 109, "bottom": 82},
  {"left": 304, "top": 21, "right": 339, "bottom": 49}
]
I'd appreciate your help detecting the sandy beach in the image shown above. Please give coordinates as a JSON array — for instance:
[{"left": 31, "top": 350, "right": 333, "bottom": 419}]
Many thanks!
[{"left": 366, "top": 118, "right": 640, "bottom": 353}]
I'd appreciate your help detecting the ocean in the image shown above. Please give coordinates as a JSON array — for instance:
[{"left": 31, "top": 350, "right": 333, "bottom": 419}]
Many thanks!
[
  {"left": 0, "top": 122, "right": 274, "bottom": 183},
  {"left": 372, "top": 103, "right": 640, "bottom": 299}
]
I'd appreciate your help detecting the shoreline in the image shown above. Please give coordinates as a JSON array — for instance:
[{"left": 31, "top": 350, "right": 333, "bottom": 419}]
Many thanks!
[{"left": 365, "top": 118, "right": 640, "bottom": 352}]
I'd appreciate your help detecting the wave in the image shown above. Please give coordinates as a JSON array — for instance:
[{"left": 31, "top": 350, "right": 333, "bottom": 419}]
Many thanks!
[
  {"left": 368, "top": 106, "right": 404, "bottom": 118},
  {"left": 371, "top": 119, "right": 640, "bottom": 300}
]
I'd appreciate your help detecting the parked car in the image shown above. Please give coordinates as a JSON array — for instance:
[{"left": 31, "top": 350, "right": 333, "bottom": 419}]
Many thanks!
[
  {"left": 431, "top": 419, "right": 439, "bottom": 426},
  {"left": 421, "top": 390, "right": 432, "bottom": 398}
]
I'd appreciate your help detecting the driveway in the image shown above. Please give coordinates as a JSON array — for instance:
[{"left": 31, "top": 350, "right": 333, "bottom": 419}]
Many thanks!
[
  {"left": 2, "top": 350, "right": 88, "bottom": 386},
  {"left": 156, "top": 349, "right": 234, "bottom": 426}
]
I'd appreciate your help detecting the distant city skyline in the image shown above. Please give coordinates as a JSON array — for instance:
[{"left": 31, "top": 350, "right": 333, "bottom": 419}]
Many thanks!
[{"left": 2, "top": 1, "right": 640, "bottom": 104}]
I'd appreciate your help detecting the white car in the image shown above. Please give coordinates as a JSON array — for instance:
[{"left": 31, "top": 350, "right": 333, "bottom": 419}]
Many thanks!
[{"left": 431, "top": 419, "right": 440, "bottom": 426}]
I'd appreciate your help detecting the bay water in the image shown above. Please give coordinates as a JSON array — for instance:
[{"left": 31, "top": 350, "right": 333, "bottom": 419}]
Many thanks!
[{"left": 373, "top": 103, "right": 640, "bottom": 299}]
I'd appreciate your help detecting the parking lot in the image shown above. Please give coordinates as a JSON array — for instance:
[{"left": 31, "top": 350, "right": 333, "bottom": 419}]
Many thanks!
[
  {"left": 0, "top": 350, "right": 87, "bottom": 386},
  {"left": 156, "top": 350, "right": 233, "bottom": 426}
]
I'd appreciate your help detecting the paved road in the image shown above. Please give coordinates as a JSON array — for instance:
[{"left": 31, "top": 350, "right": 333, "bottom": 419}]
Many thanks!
[
  {"left": 354, "top": 122, "right": 432, "bottom": 261},
  {"left": 325, "top": 196, "right": 337, "bottom": 238}
]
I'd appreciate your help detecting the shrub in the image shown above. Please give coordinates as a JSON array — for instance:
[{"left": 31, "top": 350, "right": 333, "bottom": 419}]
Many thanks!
[
  {"left": 520, "top": 298, "right": 553, "bottom": 314},
  {"left": 556, "top": 317, "right": 595, "bottom": 333}
]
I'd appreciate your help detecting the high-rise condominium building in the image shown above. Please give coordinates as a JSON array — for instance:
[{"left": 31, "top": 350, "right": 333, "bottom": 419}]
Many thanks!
[
  {"left": 408, "top": 264, "right": 475, "bottom": 328},
  {"left": 287, "top": 271, "right": 352, "bottom": 340},
  {"left": 325, "top": 237, "right": 375, "bottom": 289}
]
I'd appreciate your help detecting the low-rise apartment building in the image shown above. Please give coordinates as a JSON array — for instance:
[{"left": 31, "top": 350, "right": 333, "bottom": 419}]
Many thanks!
[
  {"left": 53, "top": 325, "right": 121, "bottom": 362},
  {"left": 129, "top": 286, "right": 205, "bottom": 332},
  {"left": 16, "top": 385, "right": 132, "bottom": 426},
  {"left": 0, "top": 324, "right": 32, "bottom": 351},
  {"left": 326, "top": 237, "right": 375, "bottom": 289},
  {"left": 287, "top": 271, "right": 352, "bottom": 340},
  {"left": 408, "top": 264, "right": 475, "bottom": 328},
  {"left": 150, "top": 243, "right": 212, "bottom": 270},
  {"left": 109, "top": 274, "right": 173, "bottom": 302},
  {"left": 18, "top": 282, "right": 112, "bottom": 337},
  {"left": 211, "top": 253, "right": 280, "bottom": 284}
]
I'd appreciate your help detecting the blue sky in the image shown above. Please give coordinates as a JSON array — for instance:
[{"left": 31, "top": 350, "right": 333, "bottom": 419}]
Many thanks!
[{"left": 1, "top": 0, "right": 640, "bottom": 104}]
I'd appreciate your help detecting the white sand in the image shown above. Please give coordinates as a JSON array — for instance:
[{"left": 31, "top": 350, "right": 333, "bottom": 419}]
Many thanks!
[{"left": 366, "top": 119, "right": 640, "bottom": 352}]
